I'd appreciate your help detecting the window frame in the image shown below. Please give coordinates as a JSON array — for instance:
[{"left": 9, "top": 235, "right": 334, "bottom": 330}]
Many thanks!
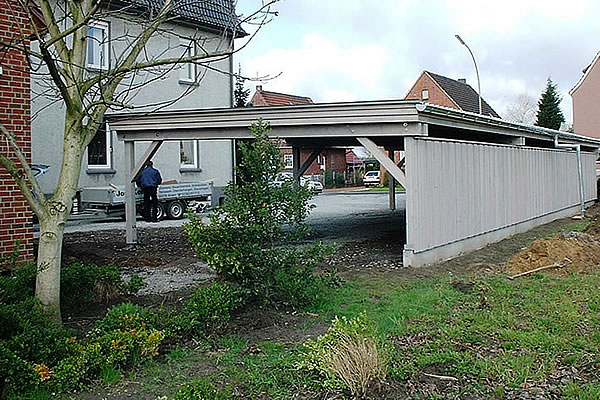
[
  {"left": 86, "top": 20, "right": 110, "bottom": 71},
  {"left": 179, "top": 41, "right": 196, "bottom": 84},
  {"left": 87, "top": 121, "right": 112, "bottom": 170},
  {"left": 421, "top": 89, "right": 429, "bottom": 100},
  {"left": 180, "top": 140, "right": 200, "bottom": 170},
  {"left": 283, "top": 154, "right": 293, "bottom": 169}
]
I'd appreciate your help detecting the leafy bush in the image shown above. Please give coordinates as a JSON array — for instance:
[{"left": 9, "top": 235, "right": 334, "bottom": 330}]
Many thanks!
[
  {"left": 174, "top": 282, "right": 241, "bottom": 337},
  {"left": 0, "top": 298, "right": 75, "bottom": 394},
  {"left": 62, "top": 263, "right": 146, "bottom": 306},
  {"left": 0, "top": 262, "right": 146, "bottom": 309},
  {"left": 298, "top": 313, "right": 386, "bottom": 397},
  {"left": 0, "top": 262, "right": 36, "bottom": 304},
  {"left": 185, "top": 120, "right": 335, "bottom": 308}
]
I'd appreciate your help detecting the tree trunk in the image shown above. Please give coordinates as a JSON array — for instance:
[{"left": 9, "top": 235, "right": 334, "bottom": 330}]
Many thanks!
[
  {"left": 34, "top": 120, "right": 84, "bottom": 321},
  {"left": 35, "top": 215, "right": 66, "bottom": 320}
]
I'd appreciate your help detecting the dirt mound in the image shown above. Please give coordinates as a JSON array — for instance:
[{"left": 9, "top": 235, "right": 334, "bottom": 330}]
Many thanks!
[{"left": 506, "top": 232, "right": 600, "bottom": 275}]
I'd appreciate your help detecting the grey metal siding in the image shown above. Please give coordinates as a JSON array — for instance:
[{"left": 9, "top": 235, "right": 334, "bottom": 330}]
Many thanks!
[{"left": 405, "top": 137, "right": 597, "bottom": 255}]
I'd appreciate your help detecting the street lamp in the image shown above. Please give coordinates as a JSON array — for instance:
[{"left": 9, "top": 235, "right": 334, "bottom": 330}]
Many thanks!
[{"left": 455, "top": 34, "right": 482, "bottom": 114}]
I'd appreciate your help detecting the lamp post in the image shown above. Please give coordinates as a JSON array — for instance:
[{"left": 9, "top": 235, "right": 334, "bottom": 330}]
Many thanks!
[{"left": 455, "top": 34, "right": 482, "bottom": 114}]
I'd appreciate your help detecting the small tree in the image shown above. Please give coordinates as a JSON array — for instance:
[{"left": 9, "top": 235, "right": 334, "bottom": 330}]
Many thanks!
[
  {"left": 234, "top": 63, "right": 250, "bottom": 107},
  {"left": 535, "top": 78, "right": 565, "bottom": 130},
  {"left": 0, "top": 0, "right": 279, "bottom": 319},
  {"left": 185, "top": 120, "right": 333, "bottom": 307},
  {"left": 504, "top": 93, "right": 537, "bottom": 125}
]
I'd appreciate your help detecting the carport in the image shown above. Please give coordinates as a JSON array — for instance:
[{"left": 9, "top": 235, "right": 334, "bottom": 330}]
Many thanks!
[{"left": 107, "top": 100, "right": 600, "bottom": 267}]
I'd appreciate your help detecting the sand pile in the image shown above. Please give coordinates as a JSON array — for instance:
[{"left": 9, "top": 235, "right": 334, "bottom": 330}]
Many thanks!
[{"left": 506, "top": 231, "right": 600, "bottom": 276}]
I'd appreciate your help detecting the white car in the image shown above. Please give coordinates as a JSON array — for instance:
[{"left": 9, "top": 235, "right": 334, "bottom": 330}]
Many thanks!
[
  {"left": 273, "top": 172, "right": 323, "bottom": 193},
  {"left": 363, "top": 171, "right": 380, "bottom": 187}
]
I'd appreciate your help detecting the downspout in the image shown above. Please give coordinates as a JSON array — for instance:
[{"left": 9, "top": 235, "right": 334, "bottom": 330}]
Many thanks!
[{"left": 554, "top": 135, "right": 586, "bottom": 218}]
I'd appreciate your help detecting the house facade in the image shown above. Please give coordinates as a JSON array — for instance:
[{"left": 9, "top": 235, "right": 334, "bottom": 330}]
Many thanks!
[
  {"left": 0, "top": 1, "right": 36, "bottom": 263},
  {"left": 250, "top": 85, "right": 347, "bottom": 176},
  {"left": 405, "top": 70, "right": 500, "bottom": 117},
  {"left": 31, "top": 0, "right": 245, "bottom": 198},
  {"left": 570, "top": 51, "right": 600, "bottom": 139}
]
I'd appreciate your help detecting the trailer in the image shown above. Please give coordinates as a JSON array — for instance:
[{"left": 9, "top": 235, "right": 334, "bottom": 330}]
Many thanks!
[{"left": 78, "top": 182, "right": 221, "bottom": 220}]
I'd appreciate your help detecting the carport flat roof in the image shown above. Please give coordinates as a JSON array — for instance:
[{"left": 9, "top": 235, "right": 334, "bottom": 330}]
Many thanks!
[{"left": 107, "top": 100, "right": 600, "bottom": 149}]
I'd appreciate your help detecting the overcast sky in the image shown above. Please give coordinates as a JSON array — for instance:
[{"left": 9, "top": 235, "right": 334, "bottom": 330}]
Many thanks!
[{"left": 234, "top": 0, "right": 600, "bottom": 123}]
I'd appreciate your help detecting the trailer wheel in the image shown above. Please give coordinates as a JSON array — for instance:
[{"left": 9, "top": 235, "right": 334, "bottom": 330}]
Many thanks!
[
  {"left": 167, "top": 200, "right": 185, "bottom": 219},
  {"left": 156, "top": 203, "right": 166, "bottom": 221}
]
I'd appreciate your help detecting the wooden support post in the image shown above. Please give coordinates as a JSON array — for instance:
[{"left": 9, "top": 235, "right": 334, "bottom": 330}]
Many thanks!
[
  {"left": 386, "top": 148, "right": 396, "bottom": 211},
  {"left": 357, "top": 137, "right": 407, "bottom": 189},
  {"left": 292, "top": 146, "right": 301, "bottom": 184},
  {"left": 124, "top": 141, "right": 137, "bottom": 244},
  {"left": 294, "top": 146, "right": 324, "bottom": 179}
]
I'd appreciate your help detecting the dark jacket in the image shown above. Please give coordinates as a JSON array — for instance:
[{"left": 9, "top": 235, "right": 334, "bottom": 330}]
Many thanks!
[{"left": 137, "top": 166, "right": 162, "bottom": 188}]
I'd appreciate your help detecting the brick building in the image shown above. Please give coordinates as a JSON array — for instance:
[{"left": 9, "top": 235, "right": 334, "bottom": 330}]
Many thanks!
[
  {"left": 0, "top": 0, "right": 36, "bottom": 263},
  {"left": 250, "top": 85, "right": 347, "bottom": 175},
  {"left": 405, "top": 70, "right": 500, "bottom": 117}
]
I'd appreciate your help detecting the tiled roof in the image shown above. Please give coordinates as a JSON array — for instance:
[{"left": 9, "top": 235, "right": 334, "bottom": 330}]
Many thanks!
[
  {"left": 252, "top": 88, "right": 314, "bottom": 106},
  {"left": 426, "top": 71, "right": 500, "bottom": 118},
  {"left": 116, "top": 0, "right": 247, "bottom": 37}
]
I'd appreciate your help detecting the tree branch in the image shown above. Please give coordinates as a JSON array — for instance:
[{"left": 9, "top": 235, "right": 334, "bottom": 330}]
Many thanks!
[{"left": 0, "top": 124, "right": 44, "bottom": 216}]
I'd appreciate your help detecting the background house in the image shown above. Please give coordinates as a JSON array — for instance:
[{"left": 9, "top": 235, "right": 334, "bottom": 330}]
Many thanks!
[
  {"left": 570, "top": 51, "right": 600, "bottom": 139},
  {"left": 0, "top": 1, "right": 38, "bottom": 263},
  {"left": 405, "top": 70, "right": 501, "bottom": 117},
  {"left": 31, "top": 0, "right": 246, "bottom": 198},
  {"left": 250, "top": 85, "right": 347, "bottom": 177}
]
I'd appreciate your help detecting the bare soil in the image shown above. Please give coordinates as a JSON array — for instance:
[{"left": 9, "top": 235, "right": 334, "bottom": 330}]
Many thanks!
[{"left": 57, "top": 203, "right": 600, "bottom": 399}]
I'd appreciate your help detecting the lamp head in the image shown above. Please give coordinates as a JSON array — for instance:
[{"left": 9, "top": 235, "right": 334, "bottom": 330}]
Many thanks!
[{"left": 455, "top": 34, "right": 466, "bottom": 45}]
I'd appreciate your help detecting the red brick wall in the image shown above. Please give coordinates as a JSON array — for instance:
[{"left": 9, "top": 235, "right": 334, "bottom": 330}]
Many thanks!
[
  {"left": 281, "top": 148, "right": 346, "bottom": 175},
  {"left": 0, "top": 1, "right": 34, "bottom": 264},
  {"left": 405, "top": 72, "right": 460, "bottom": 110}
]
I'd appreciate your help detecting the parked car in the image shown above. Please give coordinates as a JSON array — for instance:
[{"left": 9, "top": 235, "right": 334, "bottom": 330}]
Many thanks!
[
  {"left": 272, "top": 172, "right": 323, "bottom": 193},
  {"left": 363, "top": 170, "right": 380, "bottom": 187}
]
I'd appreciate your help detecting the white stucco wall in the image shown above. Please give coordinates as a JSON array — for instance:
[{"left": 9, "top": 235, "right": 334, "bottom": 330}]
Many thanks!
[{"left": 31, "top": 10, "right": 235, "bottom": 195}]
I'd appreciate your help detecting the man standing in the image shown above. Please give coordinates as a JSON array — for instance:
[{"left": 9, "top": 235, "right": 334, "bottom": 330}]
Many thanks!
[{"left": 136, "top": 161, "right": 162, "bottom": 222}]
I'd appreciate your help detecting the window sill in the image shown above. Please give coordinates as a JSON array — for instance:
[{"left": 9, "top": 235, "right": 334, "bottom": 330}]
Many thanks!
[
  {"left": 86, "top": 66, "right": 109, "bottom": 73},
  {"left": 87, "top": 168, "right": 116, "bottom": 174},
  {"left": 179, "top": 167, "right": 202, "bottom": 173}
]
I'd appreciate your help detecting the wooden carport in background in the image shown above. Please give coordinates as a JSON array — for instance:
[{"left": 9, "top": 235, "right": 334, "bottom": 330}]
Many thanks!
[{"left": 108, "top": 100, "right": 600, "bottom": 267}]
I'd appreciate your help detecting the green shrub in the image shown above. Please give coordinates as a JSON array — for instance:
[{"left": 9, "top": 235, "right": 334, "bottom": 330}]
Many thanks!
[
  {"left": 62, "top": 263, "right": 147, "bottom": 306},
  {"left": 0, "top": 262, "right": 145, "bottom": 309},
  {"left": 94, "top": 303, "right": 159, "bottom": 334},
  {"left": 174, "top": 282, "right": 241, "bottom": 337},
  {"left": 298, "top": 312, "right": 386, "bottom": 396},
  {"left": 0, "top": 262, "right": 36, "bottom": 304},
  {"left": 184, "top": 121, "right": 335, "bottom": 309},
  {"left": 172, "top": 379, "right": 232, "bottom": 400}
]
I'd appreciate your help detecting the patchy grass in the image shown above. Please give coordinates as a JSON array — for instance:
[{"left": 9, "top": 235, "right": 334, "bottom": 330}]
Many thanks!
[
  {"left": 358, "top": 185, "right": 406, "bottom": 192},
  {"left": 92, "top": 269, "right": 600, "bottom": 399}
]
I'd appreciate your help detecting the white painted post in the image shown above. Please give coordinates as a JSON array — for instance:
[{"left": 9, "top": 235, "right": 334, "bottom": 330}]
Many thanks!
[
  {"left": 124, "top": 141, "right": 137, "bottom": 244},
  {"left": 386, "top": 148, "right": 396, "bottom": 210}
]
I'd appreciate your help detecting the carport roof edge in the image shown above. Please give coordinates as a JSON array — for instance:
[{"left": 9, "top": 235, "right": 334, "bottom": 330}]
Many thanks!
[{"left": 107, "top": 100, "right": 600, "bottom": 148}]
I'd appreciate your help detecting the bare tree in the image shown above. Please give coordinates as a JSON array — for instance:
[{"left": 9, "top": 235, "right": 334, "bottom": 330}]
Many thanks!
[
  {"left": 0, "top": 0, "right": 278, "bottom": 319},
  {"left": 503, "top": 93, "right": 537, "bottom": 125}
]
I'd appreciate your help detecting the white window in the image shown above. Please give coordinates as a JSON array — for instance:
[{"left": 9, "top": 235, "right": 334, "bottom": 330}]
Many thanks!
[
  {"left": 87, "top": 20, "right": 109, "bottom": 70},
  {"left": 283, "top": 154, "right": 293, "bottom": 169},
  {"left": 179, "top": 42, "right": 196, "bottom": 83},
  {"left": 180, "top": 140, "right": 199, "bottom": 168},
  {"left": 421, "top": 89, "right": 429, "bottom": 100},
  {"left": 88, "top": 121, "right": 111, "bottom": 168}
]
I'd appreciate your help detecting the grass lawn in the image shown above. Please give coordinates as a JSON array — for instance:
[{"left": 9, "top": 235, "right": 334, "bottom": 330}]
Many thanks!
[
  {"left": 71, "top": 219, "right": 600, "bottom": 399},
  {"left": 121, "top": 269, "right": 600, "bottom": 399}
]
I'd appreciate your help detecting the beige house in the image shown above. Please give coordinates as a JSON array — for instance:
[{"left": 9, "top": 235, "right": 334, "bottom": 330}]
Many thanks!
[{"left": 570, "top": 51, "right": 600, "bottom": 138}]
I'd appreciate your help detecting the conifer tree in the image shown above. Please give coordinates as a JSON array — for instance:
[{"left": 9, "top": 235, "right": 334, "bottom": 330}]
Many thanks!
[
  {"left": 234, "top": 64, "right": 251, "bottom": 108},
  {"left": 535, "top": 78, "right": 565, "bottom": 130}
]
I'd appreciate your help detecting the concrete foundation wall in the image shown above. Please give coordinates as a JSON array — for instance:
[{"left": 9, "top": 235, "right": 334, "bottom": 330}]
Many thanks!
[{"left": 404, "top": 137, "right": 598, "bottom": 267}]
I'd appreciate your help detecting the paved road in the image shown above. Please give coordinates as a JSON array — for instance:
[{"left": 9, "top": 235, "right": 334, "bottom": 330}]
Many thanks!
[{"left": 58, "top": 192, "right": 407, "bottom": 242}]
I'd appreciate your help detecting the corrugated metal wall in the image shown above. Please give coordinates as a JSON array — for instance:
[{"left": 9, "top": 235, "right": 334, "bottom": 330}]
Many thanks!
[{"left": 405, "top": 137, "right": 597, "bottom": 255}]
